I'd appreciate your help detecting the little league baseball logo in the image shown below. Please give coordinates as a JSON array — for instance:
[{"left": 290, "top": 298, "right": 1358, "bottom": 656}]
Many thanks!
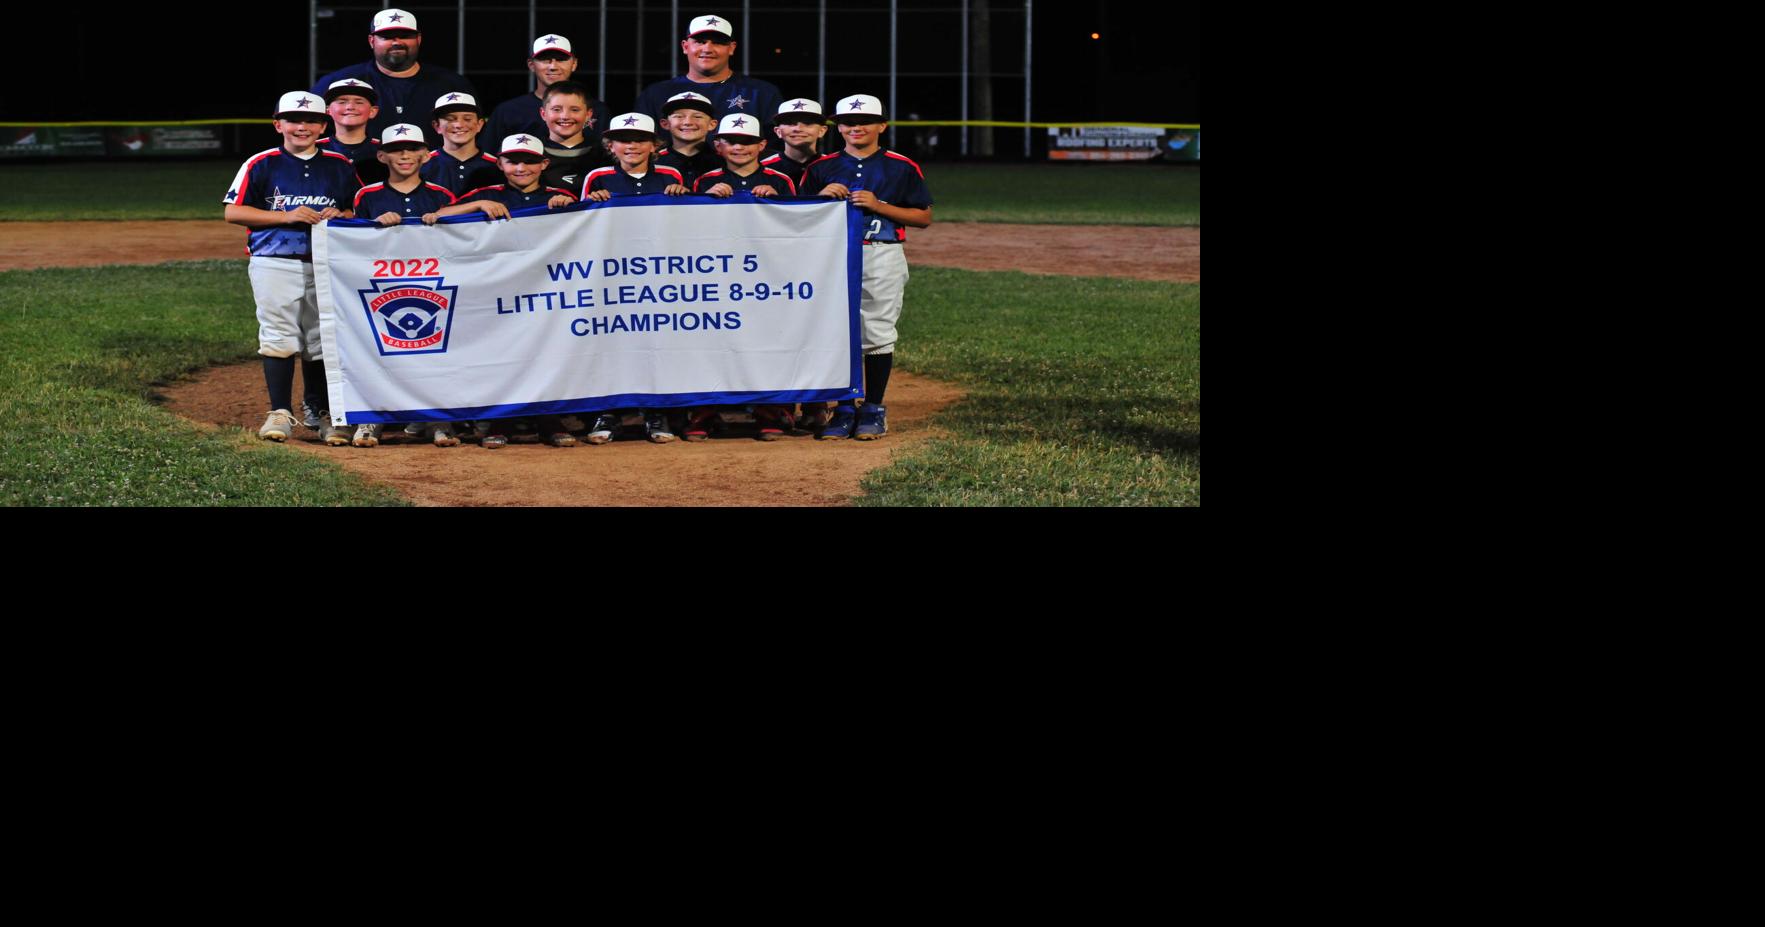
[{"left": 357, "top": 277, "right": 459, "bottom": 355}]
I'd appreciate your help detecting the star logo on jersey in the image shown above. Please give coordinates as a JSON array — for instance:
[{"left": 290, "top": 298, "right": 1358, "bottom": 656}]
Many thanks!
[
  {"left": 728, "top": 94, "right": 750, "bottom": 110},
  {"left": 225, "top": 189, "right": 238, "bottom": 202},
  {"left": 359, "top": 275, "right": 458, "bottom": 357}
]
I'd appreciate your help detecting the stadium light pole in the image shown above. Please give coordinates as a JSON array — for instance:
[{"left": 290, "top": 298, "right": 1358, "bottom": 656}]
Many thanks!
[
  {"left": 1024, "top": 0, "right": 1032, "bottom": 159},
  {"left": 743, "top": 0, "right": 751, "bottom": 75},
  {"left": 961, "top": 0, "right": 969, "bottom": 157},
  {"left": 890, "top": 0, "right": 898, "bottom": 151}
]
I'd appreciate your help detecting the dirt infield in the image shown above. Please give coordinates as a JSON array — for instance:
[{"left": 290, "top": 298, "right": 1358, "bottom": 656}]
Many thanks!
[
  {"left": 6, "top": 218, "right": 1197, "bottom": 506},
  {"left": 0, "top": 219, "right": 1200, "bottom": 282}
]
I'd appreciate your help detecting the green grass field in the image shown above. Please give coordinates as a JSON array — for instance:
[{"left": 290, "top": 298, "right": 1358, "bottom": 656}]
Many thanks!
[
  {"left": 0, "top": 262, "right": 406, "bottom": 506},
  {"left": 0, "top": 160, "right": 1199, "bottom": 226},
  {"left": 1, "top": 158, "right": 1199, "bottom": 506}
]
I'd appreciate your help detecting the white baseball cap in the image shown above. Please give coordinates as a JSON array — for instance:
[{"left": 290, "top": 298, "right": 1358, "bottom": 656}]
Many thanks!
[
  {"left": 381, "top": 124, "right": 426, "bottom": 148},
  {"left": 687, "top": 14, "right": 734, "bottom": 39},
  {"left": 532, "top": 34, "right": 574, "bottom": 57},
  {"left": 662, "top": 91, "right": 715, "bottom": 116},
  {"left": 603, "top": 112, "right": 659, "bottom": 139},
  {"left": 774, "top": 98, "right": 824, "bottom": 123},
  {"left": 832, "top": 94, "right": 886, "bottom": 122},
  {"left": 432, "top": 92, "right": 481, "bottom": 117},
  {"left": 274, "top": 91, "right": 327, "bottom": 119},
  {"left": 324, "top": 78, "right": 378, "bottom": 106},
  {"left": 499, "top": 134, "right": 547, "bottom": 159},
  {"left": 372, "top": 9, "right": 419, "bottom": 34},
  {"left": 715, "top": 113, "right": 764, "bottom": 141}
]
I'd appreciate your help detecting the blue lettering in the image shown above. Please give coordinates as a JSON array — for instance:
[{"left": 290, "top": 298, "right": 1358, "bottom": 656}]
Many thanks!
[
  {"left": 497, "top": 297, "right": 515, "bottom": 314},
  {"left": 668, "top": 255, "right": 686, "bottom": 275},
  {"left": 577, "top": 288, "right": 594, "bottom": 307},
  {"left": 603, "top": 258, "right": 621, "bottom": 277},
  {"left": 637, "top": 285, "right": 655, "bottom": 303},
  {"left": 618, "top": 285, "right": 636, "bottom": 303},
  {"left": 725, "top": 310, "right": 742, "bottom": 330},
  {"left": 655, "top": 314, "right": 674, "bottom": 330},
  {"left": 632, "top": 315, "right": 653, "bottom": 332},
  {"left": 548, "top": 261, "right": 595, "bottom": 281},
  {"left": 702, "top": 284, "right": 721, "bottom": 302},
  {"left": 680, "top": 313, "right": 700, "bottom": 331},
  {"left": 571, "top": 318, "right": 592, "bottom": 336},
  {"left": 610, "top": 315, "right": 629, "bottom": 333},
  {"left": 702, "top": 312, "right": 722, "bottom": 330},
  {"left": 593, "top": 316, "right": 609, "bottom": 335}
]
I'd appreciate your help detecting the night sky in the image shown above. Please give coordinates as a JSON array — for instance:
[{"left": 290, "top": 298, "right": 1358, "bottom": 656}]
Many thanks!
[{"left": 1, "top": 2, "right": 1197, "bottom": 125}]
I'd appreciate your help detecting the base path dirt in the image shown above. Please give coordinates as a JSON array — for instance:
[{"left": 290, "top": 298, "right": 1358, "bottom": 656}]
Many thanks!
[
  {"left": 160, "top": 362, "right": 960, "bottom": 507},
  {"left": 0, "top": 220, "right": 1199, "bottom": 282}
]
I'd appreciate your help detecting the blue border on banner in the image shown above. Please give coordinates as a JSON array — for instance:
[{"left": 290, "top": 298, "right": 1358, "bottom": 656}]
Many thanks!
[{"left": 326, "top": 194, "right": 865, "bottom": 420}]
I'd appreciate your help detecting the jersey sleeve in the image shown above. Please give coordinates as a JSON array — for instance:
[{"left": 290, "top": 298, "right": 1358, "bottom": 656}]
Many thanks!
[{"left": 224, "top": 152, "right": 270, "bottom": 206}]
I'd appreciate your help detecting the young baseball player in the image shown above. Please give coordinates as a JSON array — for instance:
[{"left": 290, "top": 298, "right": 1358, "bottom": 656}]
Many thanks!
[
  {"left": 580, "top": 113, "right": 687, "bottom": 199},
  {"left": 575, "top": 114, "right": 684, "bottom": 446},
  {"left": 422, "top": 92, "right": 502, "bottom": 197},
  {"left": 655, "top": 92, "right": 723, "bottom": 191},
  {"left": 800, "top": 94, "right": 933, "bottom": 440},
  {"left": 320, "top": 79, "right": 388, "bottom": 186},
  {"left": 680, "top": 114, "right": 799, "bottom": 441},
  {"left": 347, "top": 124, "right": 460, "bottom": 448},
  {"left": 763, "top": 98, "right": 829, "bottom": 192},
  {"left": 223, "top": 91, "right": 362, "bottom": 445},
  {"left": 423, "top": 135, "right": 579, "bottom": 448},
  {"left": 537, "top": 81, "right": 609, "bottom": 193}
]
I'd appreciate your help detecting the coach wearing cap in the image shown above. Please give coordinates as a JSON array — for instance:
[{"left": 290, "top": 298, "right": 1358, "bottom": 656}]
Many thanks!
[
  {"left": 311, "top": 8, "right": 476, "bottom": 148},
  {"left": 632, "top": 14, "right": 783, "bottom": 128},
  {"left": 485, "top": 34, "right": 610, "bottom": 156}
]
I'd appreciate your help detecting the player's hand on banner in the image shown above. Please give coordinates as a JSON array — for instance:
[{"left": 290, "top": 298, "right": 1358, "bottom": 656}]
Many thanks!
[
  {"left": 752, "top": 186, "right": 777, "bottom": 198},
  {"left": 287, "top": 206, "right": 327, "bottom": 225},
  {"left": 587, "top": 190, "right": 612, "bottom": 202},
  {"left": 665, "top": 184, "right": 688, "bottom": 196},
  {"left": 376, "top": 212, "right": 403, "bottom": 226},
  {"left": 548, "top": 195, "right": 575, "bottom": 208},
  {"left": 478, "top": 201, "right": 512, "bottom": 220},
  {"left": 849, "top": 190, "right": 881, "bottom": 210},
  {"left": 421, "top": 212, "right": 442, "bottom": 225},
  {"left": 706, "top": 183, "right": 734, "bottom": 198},
  {"left": 819, "top": 183, "right": 851, "bottom": 200},
  {"left": 318, "top": 207, "right": 344, "bottom": 221}
]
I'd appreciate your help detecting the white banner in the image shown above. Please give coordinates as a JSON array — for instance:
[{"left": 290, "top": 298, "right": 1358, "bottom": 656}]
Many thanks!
[{"left": 313, "top": 195, "right": 864, "bottom": 425}]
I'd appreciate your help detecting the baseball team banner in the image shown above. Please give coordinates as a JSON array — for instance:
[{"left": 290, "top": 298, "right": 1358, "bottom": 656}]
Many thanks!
[{"left": 313, "top": 196, "right": 864, "bottom": 425}]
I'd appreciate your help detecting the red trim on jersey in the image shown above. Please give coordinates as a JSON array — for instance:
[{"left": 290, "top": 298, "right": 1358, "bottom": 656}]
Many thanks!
[
  {"left": 320, "top": 149, "right": 357, "bottom": 164},
  {"left": 425, "top": 183, "right": 458, "bottom": 204},
  {"left": 883, "top": 150, "right": 925, "bottom": 179},
  {"left": 656, "top": 166, "right": 686, "bottom": 184},
  {"left": 809, "top": 152, "right": 842, "bottom": 165},
  {"left": 234, "top": 148, "right": 281, "bottom": 198},
  {"left": 761, "top": 168, "right": 797, "bottom": 194},
  {"left": 461, "top": 184, "right": 505, "bottom": 198},
  {"left": 353, "top": 182, "right": 387, "bottom": 208},
  {"left": 582, "top": 166, "right": 618, "bottom": 196},
  {"left": 545, "top": 187, "right": 579, "bottom": 200}
]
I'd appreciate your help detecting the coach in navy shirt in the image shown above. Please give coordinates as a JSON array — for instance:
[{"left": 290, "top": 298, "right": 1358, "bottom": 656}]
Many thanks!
[
  {"left": 631, "top": 14, "right": 782, "bottom": 129},
  {"left": 312, "top": 8, "right": 475, "bottom": 149}
]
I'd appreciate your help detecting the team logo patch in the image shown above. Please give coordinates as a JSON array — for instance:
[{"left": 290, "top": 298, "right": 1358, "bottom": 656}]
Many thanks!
[{"left": 358, "top": 276, "right": 459, "bottom": 356}]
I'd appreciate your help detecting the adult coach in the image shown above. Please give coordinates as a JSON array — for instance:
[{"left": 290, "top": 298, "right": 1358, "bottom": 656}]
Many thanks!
[
  {"left": 312, "top": 9, "right": 476, "bottom": 148},
  {"left": 631, "top": 14, "right": 782, "bottom": 127}
]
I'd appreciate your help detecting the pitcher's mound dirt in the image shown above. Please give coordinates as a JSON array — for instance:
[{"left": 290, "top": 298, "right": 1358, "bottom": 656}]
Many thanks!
[{"left": 159, "top": 362, "right": 960, "bottom": 507}]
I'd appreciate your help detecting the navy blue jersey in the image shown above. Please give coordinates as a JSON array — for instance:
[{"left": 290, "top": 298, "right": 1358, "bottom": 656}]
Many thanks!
[
  {"left": 800, "top": 148, "right": 933, "bottom": 243},
  {"left": 632, "top": 74, "right": 783, "bottom": 127},
  {"left": 420, "top": 149, "right": 502, "bottom": 198},
  {"left": 320, "top": 136, "right": 388, "bottom": 186},
  {"left": 223, "top": 146, "right": 363, "bottom": 257},
  {"left": 539, "top": 137, "right": 611, "bottom": 194},
  {"left": 759, "top": 152, "right": 818, "bottom": 191},
  {"left": 485, "top": 92, "right": 609, "bottom": 158},
  {"left": 655, "top": 147, "right": 723, "bottom": 191},
  {"left": 460, "top": 184, "right": 579, "bottom": 211},
  {"left": 311, "top": 62, "right": 476, "bottom": 147},
  {"left": 581, "top": 164, "right": 687, "bottom": 198},
  {"left": 693, "top": 166, "right": 797, "bottom": 196},
  {"left": 355, "top": 179, "right": 457, "bottom": 220}
]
